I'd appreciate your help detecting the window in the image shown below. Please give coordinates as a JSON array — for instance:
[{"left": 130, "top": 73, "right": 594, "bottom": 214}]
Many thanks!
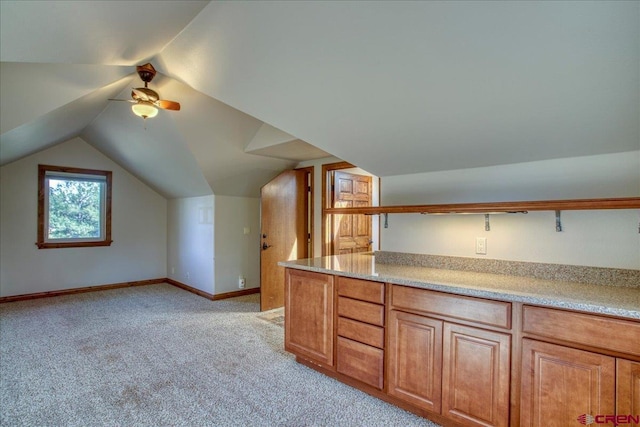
[{"left": 37, "top": 165, "right": 112, "bottom": 249}]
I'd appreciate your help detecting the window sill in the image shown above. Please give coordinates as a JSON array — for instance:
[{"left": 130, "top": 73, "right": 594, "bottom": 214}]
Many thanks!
[{"left": 36, "top": 240, "right": 113, "bottom": 249}]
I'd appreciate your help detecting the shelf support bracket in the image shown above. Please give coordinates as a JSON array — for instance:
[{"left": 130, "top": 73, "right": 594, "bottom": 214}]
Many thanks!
[
  {"left": 484, "top": 214, "right": 490, "bottom": 231},
  {"left": 555, "top": 210, "right": 562, "bottom": 232},
  {"left": 365, "top": 212, "right": 389, "bottom": 228}
]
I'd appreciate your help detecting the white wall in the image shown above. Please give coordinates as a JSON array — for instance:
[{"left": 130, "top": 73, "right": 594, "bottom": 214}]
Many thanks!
[
  {"left": 214, "top": 195, "right": 260, "bottom": 293},
  {"left": 381, "top": 152, "right": 640, "bottom": 269},
  {"left": 0, "top": 137, "right": 167, "bottom": 297},
  {"left": 167, "top": 195, "right": 215, "bottom": 294},
  {"left": 166, "top": 195, "right": 260, "bottom": 296}
]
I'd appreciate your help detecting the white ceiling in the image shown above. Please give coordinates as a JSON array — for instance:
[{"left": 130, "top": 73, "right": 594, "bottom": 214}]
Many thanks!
[{"left": 1, "top": 1, "right": 638, "bottom": 198}]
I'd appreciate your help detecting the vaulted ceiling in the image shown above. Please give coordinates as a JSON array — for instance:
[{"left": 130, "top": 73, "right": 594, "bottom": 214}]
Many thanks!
[{"left": 1, "top": 1, "right": 638, "bottom": 198}]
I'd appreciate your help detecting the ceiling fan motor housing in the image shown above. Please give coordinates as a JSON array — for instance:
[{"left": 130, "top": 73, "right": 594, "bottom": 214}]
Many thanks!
[{"left": 136, "top": 63, "right": 157, "bottom": 85}]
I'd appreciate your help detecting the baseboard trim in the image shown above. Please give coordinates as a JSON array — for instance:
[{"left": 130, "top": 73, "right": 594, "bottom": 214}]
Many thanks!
[
  {"left": 165, "top": 278, "right": 260, "bottom": 301},
  {"left": 212, "top": 287, "right": 260, "bottom": 301},
  {"left": 0, "top": 278, "right": 165, "bottom": 303},
  {"left": 165, "top": 279, "right": 215, "bottom": 299},
  {"left": 1, "top": 278, "right": 260, "bottom": 304}
]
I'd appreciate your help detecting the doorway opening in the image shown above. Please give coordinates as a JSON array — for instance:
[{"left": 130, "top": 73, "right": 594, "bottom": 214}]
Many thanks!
[{"left": 322, "top": 162, "right": 380, "bottom": 256}]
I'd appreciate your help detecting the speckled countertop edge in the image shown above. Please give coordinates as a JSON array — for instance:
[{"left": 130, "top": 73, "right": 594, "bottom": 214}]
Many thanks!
[{"left": 279, "top": 254, "right": 640, "bottom": 320}]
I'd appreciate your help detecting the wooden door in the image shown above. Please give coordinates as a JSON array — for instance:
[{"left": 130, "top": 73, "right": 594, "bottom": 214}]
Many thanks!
[
  {"left": 616, "top": 359, "right": 640, "bottom": 420},
  {"left": 520, "top": 339, "right": 616, "bottom": 427},
  {"left": 331, "top": 171, "right": 372, "bottom": 254},
  {"left": 442, "top": 323, "right": 510, "bottom": 427},
  {"left": 284, "top": 269, "right": 334, "bottom": 368},
  {"left": 260, "top": 170, "right": 308, "bottom": 311},
  {"left": 387, "top": 310, "right": 443, "bottom": 413}
]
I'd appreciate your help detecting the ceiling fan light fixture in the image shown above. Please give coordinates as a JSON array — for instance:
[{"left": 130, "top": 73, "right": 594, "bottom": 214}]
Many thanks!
[{"left": 131, "top": 102, "right": 158, "bottom": 119}]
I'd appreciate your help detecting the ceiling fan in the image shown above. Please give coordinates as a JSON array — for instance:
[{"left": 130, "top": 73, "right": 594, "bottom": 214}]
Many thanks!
[{"left": 110, "top": 63, "right": 180, "bottom": 120}]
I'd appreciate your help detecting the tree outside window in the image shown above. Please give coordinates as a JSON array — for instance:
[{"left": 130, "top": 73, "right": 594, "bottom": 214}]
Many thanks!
[{"left": 37, "top": 165, "right": 112, "bottom": 249}]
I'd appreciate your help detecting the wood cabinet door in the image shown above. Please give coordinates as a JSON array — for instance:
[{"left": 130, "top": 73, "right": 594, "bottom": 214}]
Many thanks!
[
  {"left": 520, "top": 339, "right": 615, "bottom": 427},
  {"left": 442, "top": 323, "right": 510, "bottom": 427},
  {"left": 617, "top": 359, "right": 640, "bottom": 420},
  {"left": 387, "top": 310, "right": 443, "bottom": 413},
  {"left": 284, "top": 269, "right": 334, "bottom": 367}
]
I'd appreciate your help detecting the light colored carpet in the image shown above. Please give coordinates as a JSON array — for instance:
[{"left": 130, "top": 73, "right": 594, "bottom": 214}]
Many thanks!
[{"left": 0, "top": 284, "right": 439, "bottom": 427}]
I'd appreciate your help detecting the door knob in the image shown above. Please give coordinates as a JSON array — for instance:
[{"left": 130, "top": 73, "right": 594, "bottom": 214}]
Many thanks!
[{"left": 262, "top": 242, "right": 272, "bottom": 250}]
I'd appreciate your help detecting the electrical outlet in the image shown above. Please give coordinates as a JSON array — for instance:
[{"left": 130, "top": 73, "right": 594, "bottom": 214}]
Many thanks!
[
  {"left": 475, "top": 237, "right": 487, "bottom": 255},
  {"left": 238, "top": 276, "right": 246, "bottom": 289},
  {"left": 186, "top": 272, "right": 190, "bottom": 279}
]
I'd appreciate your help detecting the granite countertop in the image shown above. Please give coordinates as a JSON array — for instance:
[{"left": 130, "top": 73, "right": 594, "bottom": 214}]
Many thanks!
[{"left": 279, "top": 253, "right": 640, "bottom": 320}]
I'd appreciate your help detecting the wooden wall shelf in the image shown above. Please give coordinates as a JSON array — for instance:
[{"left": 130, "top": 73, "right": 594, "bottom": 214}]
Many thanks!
[{"left": 324, "top": 197, "right": 640, "bottom": 215}]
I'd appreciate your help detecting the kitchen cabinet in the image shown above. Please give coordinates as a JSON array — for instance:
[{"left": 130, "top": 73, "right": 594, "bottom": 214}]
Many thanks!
[
  {"left": 442, "top": 323, "right": 510, "bottom": 427},
  {"left": 284, "top": 268, "right": 334, "bottom": 368},
  {"left": 283, "top": 266, "right": 639, "bottom": 427},
  {"left": 336, "top": 336, "right": 384, "bottom": 389},
  {"left": 617, "top": 359, "right": 640, "bottom": 418},
  {"left": 336, "top": 277, "right": 385, "bottom": 389},
  {"left": 387, "top": 310, "right": 443, "bottom": 413},
  {"left": 520, "top": 339, "right": 616, "bottom": 427},
  {"left": 388, "top": 285, "right": 511, "bottom": 427},
  {"left": 520, "top": 305, "right": 640, "bottom": 427}
]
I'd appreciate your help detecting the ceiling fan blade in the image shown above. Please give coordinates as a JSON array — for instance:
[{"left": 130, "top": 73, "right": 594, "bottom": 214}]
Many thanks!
[
  {"left": 156, "top": 100, "right": 181, "bottom": 111},
  {"left": 108, "top": 98, "right": 135, "bottom": 103},
  {"left": 131, "top": 88, "right": 151, "bottom": 101}
]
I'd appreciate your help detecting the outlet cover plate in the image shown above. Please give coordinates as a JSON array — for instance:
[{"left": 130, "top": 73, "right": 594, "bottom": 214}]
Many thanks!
[{"left": 476, "top": 237, "right": 487, "bottom": 255}]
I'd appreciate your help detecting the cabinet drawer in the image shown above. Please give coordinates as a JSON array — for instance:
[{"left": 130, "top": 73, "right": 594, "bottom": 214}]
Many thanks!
[
  {"left": 337, "top": 317, "right": 385, "bottom": 349},
  {"left": 337, "top": 336, "right": 384, "bottom": 389},
  {"left": 391, "top": 285, "right": 511, "bottom": 329},
  {"left": 523, "top": 305, "right": 640, "bottom": 357},
  {"left": 338, "top": 277, "right": 385, "bottom": 304},
  {"left": 338, "top": 296, "right": 385, "bottom": 326}
]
